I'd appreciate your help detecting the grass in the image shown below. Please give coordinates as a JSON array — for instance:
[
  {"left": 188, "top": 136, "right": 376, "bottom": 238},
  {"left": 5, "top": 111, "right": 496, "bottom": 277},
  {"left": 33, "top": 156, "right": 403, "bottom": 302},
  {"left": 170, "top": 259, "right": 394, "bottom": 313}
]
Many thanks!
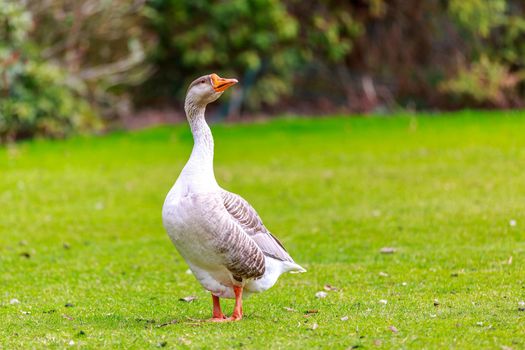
[{"left": 1, "top": 111, "right": 524, "bottom": 349}]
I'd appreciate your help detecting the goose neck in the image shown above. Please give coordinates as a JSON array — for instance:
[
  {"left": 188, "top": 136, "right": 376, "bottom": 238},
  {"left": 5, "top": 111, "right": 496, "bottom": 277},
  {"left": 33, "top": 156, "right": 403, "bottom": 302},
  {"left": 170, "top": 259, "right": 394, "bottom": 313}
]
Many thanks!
[{"left": 181, "top": 101, "right": 217, "bottom": 189}]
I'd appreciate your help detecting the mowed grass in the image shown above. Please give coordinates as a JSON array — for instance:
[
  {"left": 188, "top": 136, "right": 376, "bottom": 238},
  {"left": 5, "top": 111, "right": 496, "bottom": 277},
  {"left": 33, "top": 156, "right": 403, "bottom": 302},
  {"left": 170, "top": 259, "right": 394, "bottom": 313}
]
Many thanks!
[{"left": 1, "top": 111, "right": 524, "bottom": 349}]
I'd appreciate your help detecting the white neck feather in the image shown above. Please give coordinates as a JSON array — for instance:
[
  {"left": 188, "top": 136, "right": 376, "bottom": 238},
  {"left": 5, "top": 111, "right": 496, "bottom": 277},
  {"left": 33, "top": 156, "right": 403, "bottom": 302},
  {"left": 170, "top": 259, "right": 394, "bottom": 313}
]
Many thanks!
[{"left": 179, "top": 99, "right": 219, "bottom": 192}]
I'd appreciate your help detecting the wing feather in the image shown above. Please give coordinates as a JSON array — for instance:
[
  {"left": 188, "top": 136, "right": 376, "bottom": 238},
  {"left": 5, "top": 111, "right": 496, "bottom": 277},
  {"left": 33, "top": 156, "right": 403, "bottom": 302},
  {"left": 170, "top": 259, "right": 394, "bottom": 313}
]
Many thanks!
[{"left": 220, "top": 190, "right": 294, "bottom": 263}]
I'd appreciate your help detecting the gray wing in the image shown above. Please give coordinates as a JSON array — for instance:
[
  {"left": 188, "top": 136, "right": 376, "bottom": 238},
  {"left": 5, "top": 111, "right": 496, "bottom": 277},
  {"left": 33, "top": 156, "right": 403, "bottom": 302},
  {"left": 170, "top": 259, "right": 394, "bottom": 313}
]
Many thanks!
[
  {"left": 185, "top": 193, "right": 266, "bottom": 281},
  {"left": 220, "top": 190, "right": 294, "bottom": 263}
]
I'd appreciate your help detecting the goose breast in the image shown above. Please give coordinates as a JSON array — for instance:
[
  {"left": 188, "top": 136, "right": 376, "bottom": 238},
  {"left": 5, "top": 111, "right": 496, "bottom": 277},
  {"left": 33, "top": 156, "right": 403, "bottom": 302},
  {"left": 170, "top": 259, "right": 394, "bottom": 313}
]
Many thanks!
[{"left": 163, "top": 191, "right": 266, "bottom": 284}]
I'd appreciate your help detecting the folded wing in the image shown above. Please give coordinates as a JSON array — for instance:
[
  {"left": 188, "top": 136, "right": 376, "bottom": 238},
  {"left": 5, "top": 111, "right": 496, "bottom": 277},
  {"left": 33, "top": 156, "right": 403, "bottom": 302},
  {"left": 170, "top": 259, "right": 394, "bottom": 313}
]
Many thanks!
[{"left": 220, "top": 190, "right": 295, "bottom": 263}]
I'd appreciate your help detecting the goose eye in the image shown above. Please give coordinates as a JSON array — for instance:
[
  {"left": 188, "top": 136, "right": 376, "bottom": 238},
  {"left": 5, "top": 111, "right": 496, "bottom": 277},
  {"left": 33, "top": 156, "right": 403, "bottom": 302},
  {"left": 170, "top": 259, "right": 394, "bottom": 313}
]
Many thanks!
[{"left": 200, "top": 80, "right": 205, "bottom": 84}]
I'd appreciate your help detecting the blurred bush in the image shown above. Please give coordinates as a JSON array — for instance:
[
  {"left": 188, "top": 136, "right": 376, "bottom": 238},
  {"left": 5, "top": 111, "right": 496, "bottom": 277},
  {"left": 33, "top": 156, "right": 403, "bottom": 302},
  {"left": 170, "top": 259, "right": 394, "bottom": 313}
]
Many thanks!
[
  {"left": 2, "top": 0, "right": 525, "bottom": 142},
  {"left": 142, "top": 0, "right": 300, "bottom": 109},
  {"left": 140, "top": 0, "right": 525, "bottom": 113},
  {"left": 443, "top": 0, "right": 525, "bottom": 107},
  {"left": 440, "top": 55, "right": 523, "bottom": 107},
  {"left": 26, "top": 0, "right": 155, "bottom": 117},
  {"left": 142, "top": 0, "right": 366, "bottom": 112},
  {"left": 0, "top": 1, "right": 100, "bottom": 142}
]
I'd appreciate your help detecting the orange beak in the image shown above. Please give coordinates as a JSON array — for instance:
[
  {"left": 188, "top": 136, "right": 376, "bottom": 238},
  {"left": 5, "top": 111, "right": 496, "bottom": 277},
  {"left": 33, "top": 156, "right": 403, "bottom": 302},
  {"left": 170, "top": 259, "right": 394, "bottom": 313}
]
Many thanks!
[{"left": 211, "top": 73, "right": 238, "bottom": 92}]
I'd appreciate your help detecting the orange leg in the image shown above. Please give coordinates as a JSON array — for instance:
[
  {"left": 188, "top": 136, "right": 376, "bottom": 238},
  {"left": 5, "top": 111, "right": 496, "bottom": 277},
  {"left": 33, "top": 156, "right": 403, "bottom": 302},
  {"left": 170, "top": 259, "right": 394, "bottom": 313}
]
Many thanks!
[
  {"left": 227, "top": 285, "right": 243, "bottom": 321},
  {"left": 208, "top": 294, "right": 227, "bottom": 321}
]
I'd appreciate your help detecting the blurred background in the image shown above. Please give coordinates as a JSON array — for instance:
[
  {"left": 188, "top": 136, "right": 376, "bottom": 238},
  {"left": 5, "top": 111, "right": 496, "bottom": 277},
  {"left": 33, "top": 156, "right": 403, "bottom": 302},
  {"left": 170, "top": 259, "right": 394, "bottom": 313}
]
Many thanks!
[{"left": 1, "top": 0, "right": 524, "bottom": 142}]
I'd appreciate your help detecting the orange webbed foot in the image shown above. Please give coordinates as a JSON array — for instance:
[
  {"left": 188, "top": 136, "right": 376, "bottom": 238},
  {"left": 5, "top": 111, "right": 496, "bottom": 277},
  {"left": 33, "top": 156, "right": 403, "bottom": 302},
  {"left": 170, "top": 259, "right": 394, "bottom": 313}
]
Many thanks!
[
  {"left": 226, "top": 315, "right": 242, "bottom": 322},
  {"left": 208, "top": 315, "right": 228, "bottom": 322},
  {"left": 208, "top": 287, "right": 244, "bottom": 322}
]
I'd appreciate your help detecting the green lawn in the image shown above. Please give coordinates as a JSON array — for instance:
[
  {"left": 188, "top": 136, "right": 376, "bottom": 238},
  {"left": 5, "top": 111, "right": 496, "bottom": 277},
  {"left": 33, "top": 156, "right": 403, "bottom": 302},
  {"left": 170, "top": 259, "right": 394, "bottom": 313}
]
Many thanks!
[{"left": 1, "top": 111, "right": 524, "bottom": 349}]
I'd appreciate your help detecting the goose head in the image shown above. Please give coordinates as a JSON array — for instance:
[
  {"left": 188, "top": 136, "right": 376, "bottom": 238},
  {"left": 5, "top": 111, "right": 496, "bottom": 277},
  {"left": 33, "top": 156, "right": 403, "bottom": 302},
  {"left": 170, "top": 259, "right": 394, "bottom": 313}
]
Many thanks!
[{"left": 186, "top": 73, "right": 238, "bottom": 107}]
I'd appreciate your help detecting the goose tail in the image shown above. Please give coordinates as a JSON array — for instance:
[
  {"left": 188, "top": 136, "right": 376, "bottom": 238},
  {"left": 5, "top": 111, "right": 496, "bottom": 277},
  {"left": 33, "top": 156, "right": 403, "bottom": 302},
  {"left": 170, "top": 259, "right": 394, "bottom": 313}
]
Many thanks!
[{"left": 282, "top": 260, "right": 307, "bottom": 273}]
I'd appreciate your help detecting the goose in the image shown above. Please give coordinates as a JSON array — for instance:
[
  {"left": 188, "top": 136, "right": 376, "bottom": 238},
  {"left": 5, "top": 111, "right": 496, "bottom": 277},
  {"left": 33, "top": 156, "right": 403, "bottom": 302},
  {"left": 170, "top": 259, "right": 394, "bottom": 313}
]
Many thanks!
[{"left": 162, "top": 73, "right": 305, "bottom": 322}]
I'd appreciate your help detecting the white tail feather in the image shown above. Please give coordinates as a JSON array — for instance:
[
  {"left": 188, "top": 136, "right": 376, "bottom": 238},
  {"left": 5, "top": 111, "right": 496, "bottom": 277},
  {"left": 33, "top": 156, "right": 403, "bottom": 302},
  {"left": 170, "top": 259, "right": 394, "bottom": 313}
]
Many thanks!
[{"left": 283, "top": 261, "right": 307, "bottom": 273}]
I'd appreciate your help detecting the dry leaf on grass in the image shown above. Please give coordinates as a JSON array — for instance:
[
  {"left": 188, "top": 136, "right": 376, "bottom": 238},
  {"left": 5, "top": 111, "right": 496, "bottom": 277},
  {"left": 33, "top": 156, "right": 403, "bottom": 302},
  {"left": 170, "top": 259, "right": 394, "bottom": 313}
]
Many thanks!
[
  {"left": 380, "top": 247, "right": 396, "bottom": 254},
  {"left": 179, "top": 296, "right": 197, "bottom": 303},
  {"left": 305, "top": 309, "right": 318, "bottom": 315},
  {"left": 323, "top": 284, "right": 338, "bottom": 291},
  {"left": 315, "top": 291, "right": 328, "bottom": 299}
]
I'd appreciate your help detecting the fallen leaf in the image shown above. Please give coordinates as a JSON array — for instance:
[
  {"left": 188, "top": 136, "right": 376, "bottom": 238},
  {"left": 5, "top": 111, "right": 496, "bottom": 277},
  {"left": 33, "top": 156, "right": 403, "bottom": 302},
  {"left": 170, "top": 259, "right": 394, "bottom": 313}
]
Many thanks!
[
  {"left": 315, "top": 291, "right": 328, "bottom": 299},
  {"left": 380, "top": 247, "right": 396, "bottom": 254},
  {"left": 62, "top": 314, "right": 74, "bottom": 321},
  {"left": 340, "top": 316, "right": 349, "bottom": 321},
  {"left": 323, "top": 284, "right": 338, "bottom": 291},
  {"left": 311, "top": 323, "right": 318, "bottom": 330},
  {"left": 179, "top": 296, "right": 197, "bottom": 303},
  {"left": 433, "top": 299, "right": 440, "bottom": 306},
  {"left": 508, "top": 256, "right": 513, "bottom": 265},
  {"left": 63, "top": 243, "right": 71, "bottom": 250},
  {"left": 373, "top": 339, "right": 382, "bottom": 346},
  {"left": 156, "top": 341, "right": 167, "bottom": 347},
  {"left": 283, "top": 307, "right": 297, "bottom": 312},
  {"left": 379, "top": 272, "right": 389, "bottom": 277},
  {"left": 19, "top": 252, "right": 31, "bottom": 259},
  {"left": 379, "top": 299, "right": 388, "bottom": 305},
  {"left": 388, "top": 325, "right": 398, "bottom": 333},
  {"left": 305, "top": 309, "right": 318, "bottom": 314},
  {"left": 65, "top": 303, "right": 74, "bottom": 308},
  {"left": 9, "top": 298, "right": 20, "bottom": 305}
]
